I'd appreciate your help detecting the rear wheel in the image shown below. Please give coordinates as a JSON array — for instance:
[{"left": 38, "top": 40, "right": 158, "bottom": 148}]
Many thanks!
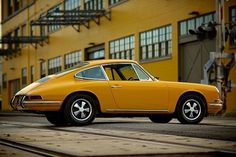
[
  {"left": 64, "top": 94, "right": 96, "bottom": 126},
  {"left": 176, "top": 94, "right": 206, "bottom": 124},
  {"left": 149, "top": 115, "right": 173, "bottom": 123},
  {"left": 45, "top": 112, "right": 68, "bottom": 126}
]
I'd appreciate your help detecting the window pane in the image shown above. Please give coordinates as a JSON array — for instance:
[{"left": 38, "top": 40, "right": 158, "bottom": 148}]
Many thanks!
[
  {"left": 76, "top": 66, "right": 106, "bottom": 80},
  {"left": 133, "top": 64, "right": 150, "bottom": 80}
]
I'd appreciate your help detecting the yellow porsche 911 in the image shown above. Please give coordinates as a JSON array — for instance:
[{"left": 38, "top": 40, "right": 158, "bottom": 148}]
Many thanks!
[{"left": 11, "top": 60, "right": 222, "bottom": 126}]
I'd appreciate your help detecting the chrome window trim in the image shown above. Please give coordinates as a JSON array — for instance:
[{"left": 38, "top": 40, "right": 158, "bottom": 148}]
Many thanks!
[
  {"left": 106, "top": 109, "right": 169, "bottom": 113},
  {"left": 23, "top": 101, "right": 62, "bottom": 105},
  {"left": 131, "top": 63, "right": 152, "bottom": 81},
  {"left": 74, "top": 65, "right": 108, "bottom": 81},
  {"left": 102, "top": 62, "right": 155, "bottom": 81}
]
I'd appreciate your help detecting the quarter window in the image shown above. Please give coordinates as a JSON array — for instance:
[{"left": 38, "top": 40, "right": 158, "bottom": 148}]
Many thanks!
[
  {"left": 75, "top": 66, "right": 106, "bottom": 80},
  {"left": 133, "top": 64, "right": 150, "bottom": 81}
]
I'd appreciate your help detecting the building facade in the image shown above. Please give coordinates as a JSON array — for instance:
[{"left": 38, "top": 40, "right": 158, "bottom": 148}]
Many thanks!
[{"left": 1, "top": 0, "right": 236, "bottom": 114}]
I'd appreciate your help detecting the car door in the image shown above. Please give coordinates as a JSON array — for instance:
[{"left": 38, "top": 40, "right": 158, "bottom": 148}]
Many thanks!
[{"left": 103, "top": 63, "right": 169, "bottom": 111}]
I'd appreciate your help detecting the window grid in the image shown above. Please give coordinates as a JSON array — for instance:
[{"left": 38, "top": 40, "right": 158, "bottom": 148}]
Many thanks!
[
  {"left": 22, "top": 67, "right": 27, "bottom": 88},
  {"left": 109, "top": 35, "right": 135, "bottom": 60},
  {"left": 88, "top": 49, "right": 105, "bottom": 60},
  {"left": 140, "top": 25, "right": 172, "bottom": 61},
  {"left": 65, "top": 51, "right": 82, "bottom": 69},
  {"left": 48, "top": 57, "right": 62, "bottom": 75},
  {"left": 84, "top": 0, "right": 104, "bottom": 10},
  {"left": 179, "top": 12, "right": 215, "bottom": 36},
  {"left": 31, "top": 66, "right": 35, "bottom": 83},
  {"left": 65, "top": 0, "right": 80, "bottom": 10},
  {"left": 230, "top": 7, "right": 236, "bottom": 47},
  {"left": 2, "top": 74, "right": 7, "bottom": 89},
  {"left": 109, "top": 0, "right": 122, "bottom": 6},
  {"left": 48, "top": 4, "right": 62, "bottom": 33},
  {"left": 40, "top": 61, "right": 46, "bottom": 78}
]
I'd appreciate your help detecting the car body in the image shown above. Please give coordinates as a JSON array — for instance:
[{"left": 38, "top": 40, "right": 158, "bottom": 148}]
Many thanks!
[{"left": 11, "top": 59, "right": 223, "bottom": 125}]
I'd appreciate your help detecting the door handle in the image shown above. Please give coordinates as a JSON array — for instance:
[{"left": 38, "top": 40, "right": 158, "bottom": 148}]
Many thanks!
[{"left": 111, "top": 85, "right": 122, "bottom": 88}]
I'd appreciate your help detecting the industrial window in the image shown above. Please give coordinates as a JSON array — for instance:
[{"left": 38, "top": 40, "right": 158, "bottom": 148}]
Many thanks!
[
  {"left": 140, "top": 25, "right": 172, "bottom": 61},
  {"left": 84, "top": 0, "right": 104, "bottom": 10},
  {"left": 22, "top": 67, "right": 27, "bottom": 88},
  {"left": 14, "top": 27, "right": 20, "bottom": 49},
  {"left": 14, "top": 0, "right": 21, "bottom": 11},
  {"left": 2, "top": 74, "right": 7, "bottom": 89},
  {"left": 230, "top": 7, "right": 236, "bottom": 47},
  {"left": 179, "top": 13, "right": 215, "bottom": 36},
  {"left": 65, "top": 0, "right": 80, "bottom": 10},
  {"left": 40, "top": 61, "right": 46, "bottom": 78},
  {"left": 85, "top": 44, "right": 105, "bottom": 60},
  {"left": 40, "top": 13, "right": 47, "bottom": 36},
  {"left": 48, "top": 4, "right": 62, "bottom": 33},
  {"left": 65, "top": 51, "right": 82, "bottom": 69},
  {"left": 31, "top": 66, "right": 35, "bottom": 83},
  {"left": 109, "top": 0, "right": 123, "bottom": 6},
  {"left": 109, "top": 35, "right": 135, "bottom": 60},
  {"left": 8, "top": 0, "right": 13, "bottom": 16},
  {"left": 21, "top": 24, "right": 27, "bottom": 47},
  {"left": 48, "top": 57, "right": 62, "bottom": 75}
]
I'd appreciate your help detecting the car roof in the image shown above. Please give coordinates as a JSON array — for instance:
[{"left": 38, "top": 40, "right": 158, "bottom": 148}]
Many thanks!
[{"left": 86, "top": 59, "right": 138, "bottom": 66}]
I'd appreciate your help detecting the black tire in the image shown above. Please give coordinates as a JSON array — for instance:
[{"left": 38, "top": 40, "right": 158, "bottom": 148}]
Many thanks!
[
  {"left": 64, "top": 94, "right": 96, "bottom": 126},
  {"left": 176, "top": 94, "right": 206, "bottom": 124},
  {"left": 45, "top": 112, "right": 68, "bottom": 126},
  {"left": 149, "top": 115, "right": 173, "bottom": 123}
]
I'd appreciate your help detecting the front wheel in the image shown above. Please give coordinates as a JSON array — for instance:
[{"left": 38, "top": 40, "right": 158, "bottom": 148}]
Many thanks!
[
  {"left": 64, "top": 94, "right": 96, "bottom": 126},
  {"left": 149, "top": 115, "right": 173, "bottom": 123},
  {"left": 176, "top": 94, "right": 206, "bottom": 124}
]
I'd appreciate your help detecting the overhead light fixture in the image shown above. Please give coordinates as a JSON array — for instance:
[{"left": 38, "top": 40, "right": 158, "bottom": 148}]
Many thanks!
[
  {"left": 189, "top": 11, "right": 200, "bottom": 16},
  {"left": 39, "top": 58, "right": 45, "bottom": 62},
  {"left": 88, "top": 42, "right": 96, "bottom": 46}
]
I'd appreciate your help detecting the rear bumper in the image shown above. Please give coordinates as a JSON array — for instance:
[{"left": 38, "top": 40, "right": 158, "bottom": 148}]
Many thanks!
[
  {"left": 11, "top": 96, "right": 62, "bottom": 111},
  {"left": 208, "top": 99, "right": 223, "bottom": 114}
]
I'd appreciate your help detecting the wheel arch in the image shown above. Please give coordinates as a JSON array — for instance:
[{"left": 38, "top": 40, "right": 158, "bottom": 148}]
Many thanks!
[
  {"left": 175, "top": 91, "right": 208, "bottom": 116},
  {"left": 60, "top": 91, "right": 101, "bottom": 114}
]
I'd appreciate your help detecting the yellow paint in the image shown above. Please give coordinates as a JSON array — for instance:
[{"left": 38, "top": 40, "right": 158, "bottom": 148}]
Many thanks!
[
  {"left": 1, "top": 0, "right": 235, "bottom": 114},
  {"left": 12, "top": 60, "right": 221, "bottom": 115}
]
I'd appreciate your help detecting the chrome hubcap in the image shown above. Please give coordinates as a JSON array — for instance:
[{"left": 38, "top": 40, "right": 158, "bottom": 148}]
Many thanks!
[
  {"left": 71, "top": 99, "right": 92, "bottom": 121},
  {"left": 182, "top": 99, "right": 201, "bottom": 121}
]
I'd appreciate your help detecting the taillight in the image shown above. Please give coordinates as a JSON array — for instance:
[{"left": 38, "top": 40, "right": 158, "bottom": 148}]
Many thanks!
[{"left": 25, "top": 95, "right": 43, "bottom": 101}]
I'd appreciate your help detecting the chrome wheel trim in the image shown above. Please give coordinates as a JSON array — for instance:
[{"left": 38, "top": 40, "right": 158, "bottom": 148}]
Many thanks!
[
  {"left": 71, "top": 98, "right": 92, "bottom": 121},
  {"left": 182, "top": 99, "right": 201, "bottom": 121}
]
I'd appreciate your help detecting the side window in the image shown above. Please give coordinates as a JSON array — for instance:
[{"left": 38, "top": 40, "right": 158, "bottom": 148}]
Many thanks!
[
  {"left": 103, "top": 64, "right": 139, "bottom": 81},
  {"left": 75, "top": 66, "right": 106, "bottom": 80},
  {"left": 133, "top": 64, "right": 151, "bottom": 81}
]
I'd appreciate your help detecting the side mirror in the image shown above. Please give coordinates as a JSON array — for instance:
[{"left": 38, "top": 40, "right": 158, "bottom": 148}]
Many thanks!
[{"left": 154, "top": 76, "right": 159, "bottom": 80}]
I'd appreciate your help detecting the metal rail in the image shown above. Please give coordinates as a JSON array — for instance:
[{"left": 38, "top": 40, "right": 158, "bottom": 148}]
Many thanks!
[
  {"left": 0, "top": 121, "right": 235, "bottom": 156},
  {"left": 0, "top": 138, "right": 77, "bottom": 157}
]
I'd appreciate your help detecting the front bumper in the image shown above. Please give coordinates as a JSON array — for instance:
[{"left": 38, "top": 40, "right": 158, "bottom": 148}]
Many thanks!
[
  {"left": 11, "top": 95, "right": 62, "bottom": 111},
  {"left": 208, "top": 99, "right": 223, "bottom": 114}
]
